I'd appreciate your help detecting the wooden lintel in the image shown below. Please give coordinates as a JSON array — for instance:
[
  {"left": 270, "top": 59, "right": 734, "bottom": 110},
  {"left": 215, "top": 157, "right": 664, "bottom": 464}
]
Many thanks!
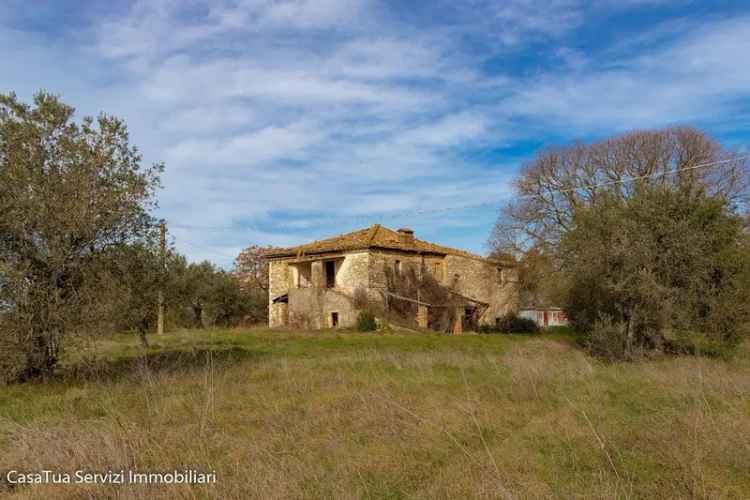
[{"left": 280, "top": 254, "right": 346, "bottom": 264}]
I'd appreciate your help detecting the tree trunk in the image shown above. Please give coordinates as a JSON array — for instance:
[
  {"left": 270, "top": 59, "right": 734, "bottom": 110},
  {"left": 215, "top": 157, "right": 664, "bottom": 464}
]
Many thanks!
[
  {"left": 21, "top": 330, "right": 58, "bottom": 381},
  {"left": 626, "top": 307, "right": 637, "bottom": 356},
  {"left": 138, "top": 322, "right": 149, "bottom": 348},
  {"left": 192, "top": 304, "right": 203, "bottom": 328}
]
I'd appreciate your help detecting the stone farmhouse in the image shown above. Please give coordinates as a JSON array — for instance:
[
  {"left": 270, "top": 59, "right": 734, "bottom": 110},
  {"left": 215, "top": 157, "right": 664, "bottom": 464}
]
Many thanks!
[{"left": 264, "top": 225, "right": 518, "bottom": 332}]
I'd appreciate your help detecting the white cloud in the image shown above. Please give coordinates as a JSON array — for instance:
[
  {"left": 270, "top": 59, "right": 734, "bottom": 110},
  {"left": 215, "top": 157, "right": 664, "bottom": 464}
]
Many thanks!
[
  {"left": 165, "top": 121, "right": 324, "bottom": 168},
  {"left": 396, "top": 112, "right": 489, "bottom": 147},
  {"left": 487, "top": 0, "right": 585, "bottom": 45},
  {"left": 3, "top": 0, "right": 749, "bottom": 267},
  {"left": 159, "top": 104, "right": 258, "bottom": 134},
  {"left": 247, "top": 0, "right": 372, "bottom": 30},
  {"left": 140, "top": 54, "right": 437, "bottom": 112},
  {"left": 325, "top": 37, "right": 470, "bottom": 82},
  {"left": 95, "top": 6, "right": 750, "bottom": 265},
  {"left": 94, "top": 0, "right": 374, "bottom": 64},
  {"left": 505, "top": 16, "right": 750, "bottom": 131}
]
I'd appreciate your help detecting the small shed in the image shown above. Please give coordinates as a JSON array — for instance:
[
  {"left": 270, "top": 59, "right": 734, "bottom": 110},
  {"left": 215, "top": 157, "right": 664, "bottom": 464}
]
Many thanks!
[{"left": 518, "top": 306, "right": 568, "bottom": 328}]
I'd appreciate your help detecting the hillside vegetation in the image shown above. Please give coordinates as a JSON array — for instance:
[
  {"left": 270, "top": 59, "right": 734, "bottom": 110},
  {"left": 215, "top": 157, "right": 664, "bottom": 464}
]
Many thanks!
[{"left": 1, "top": 328, "right": 749, "bottom": 499}]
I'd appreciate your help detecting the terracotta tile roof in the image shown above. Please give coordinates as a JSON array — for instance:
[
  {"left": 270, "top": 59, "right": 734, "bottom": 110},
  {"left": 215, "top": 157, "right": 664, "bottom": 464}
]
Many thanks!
[{"left": 264, "top": 224, "right": 515, "bottom": 265}]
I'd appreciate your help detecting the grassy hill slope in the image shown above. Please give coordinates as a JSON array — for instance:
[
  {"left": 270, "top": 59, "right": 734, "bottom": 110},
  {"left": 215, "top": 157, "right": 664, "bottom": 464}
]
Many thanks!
[{"left": 1, "top": 328, "right": 749, "bottom": 499}]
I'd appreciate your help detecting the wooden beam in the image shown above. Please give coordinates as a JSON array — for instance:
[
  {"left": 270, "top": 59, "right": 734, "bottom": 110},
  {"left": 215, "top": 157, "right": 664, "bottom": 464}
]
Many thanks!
[
  {"left": 446, "top": 289, "right": 489, "bottom": 307},
  {"left": 384, "top": 291, "right": 444, "bottom": 308}
]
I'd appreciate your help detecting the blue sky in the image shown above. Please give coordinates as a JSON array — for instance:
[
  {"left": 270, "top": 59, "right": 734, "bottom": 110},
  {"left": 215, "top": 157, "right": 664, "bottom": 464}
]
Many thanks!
[{"left": 2, "top": 0, "right": 750, "bottom": 267}]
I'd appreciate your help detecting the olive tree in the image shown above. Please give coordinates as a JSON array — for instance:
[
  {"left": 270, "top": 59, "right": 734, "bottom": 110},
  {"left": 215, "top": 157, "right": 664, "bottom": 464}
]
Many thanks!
[
  {"left": 170, "top": 260, "right": 261, "bottom": 328},
  {"left": 175, "top": 261, "right": 220, "bottom": 328},
  {"left": 561, "top": 186, "right": 750, "bottom": 358},
  {"left": 0, "top": 92, "right": 162, "bottom": 380},
  {"left": 88, "top": 242, "right": 164, "bottom": 347}
]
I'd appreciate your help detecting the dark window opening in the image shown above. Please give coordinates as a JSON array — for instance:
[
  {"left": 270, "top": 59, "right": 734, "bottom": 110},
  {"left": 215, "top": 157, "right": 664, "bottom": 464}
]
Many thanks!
[
  {"left": 296, "top": 262, "right": 312, "bottom": 288},
  {"left": 463, "top": 306, "right": 477, "bottom": 332},
  {"left": 325, "top": 261, "right": 336, "bottom": 288},
  {"left": 394, "top": 260, "right": 401, "bottom": 275},
  {"left": 331, "top": 312, "right": 339, "bottom": 328}
]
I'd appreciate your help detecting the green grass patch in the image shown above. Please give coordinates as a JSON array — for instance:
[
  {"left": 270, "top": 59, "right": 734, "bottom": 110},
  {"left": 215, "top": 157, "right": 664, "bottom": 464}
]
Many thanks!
[{"left": 0, "top": 328, "right": 748, "bottom": 499}]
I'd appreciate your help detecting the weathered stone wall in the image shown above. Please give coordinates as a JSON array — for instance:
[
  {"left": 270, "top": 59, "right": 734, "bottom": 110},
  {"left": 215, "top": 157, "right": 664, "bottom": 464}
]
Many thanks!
[
  {"left": 268, "top": 260, "right": 290, "bottom": 327},
  {"left": 368, "top": 250, "right": 445, "bottom": 289},
  {"left": 288, "top": 288, "right": 359, "bottom": 329},
  {"left": 270, "top": 249, "right": 518, "bottom": 330},
  {"left": 268, "top": 252, "right": 372, "bottom": 328},
  {"left": 334, "top": 251, "right": 370, "bottom": 289},
  {"left": 367, "top": 249, "right": 518, "bottom": 327},
  {"left": 444, "top": 254, "right": 518, "bottom": 325}
]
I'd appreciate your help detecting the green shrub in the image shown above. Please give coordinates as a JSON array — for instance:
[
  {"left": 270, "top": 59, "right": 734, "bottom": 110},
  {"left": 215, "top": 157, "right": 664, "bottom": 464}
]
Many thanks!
[
  {"left": 500, "top": 313, "right": 540, "bottom": 334},
  {"left": 356, "top": 311, "right": 377, "bottom": 332},
  {"left": 578, "top": 317, "right": 632, "bottom": 361},
  {"left": 480, "top": 313, "right": 539, "bottom": 334},
  {"left": 667, "top": 330, "right": 737, "bottom": 359},
  {"left": 478, "top": 324, "right": 496, "bottom": 334},
  {"left": 545, "top": 325, "right": 575, "bottom": 335}
]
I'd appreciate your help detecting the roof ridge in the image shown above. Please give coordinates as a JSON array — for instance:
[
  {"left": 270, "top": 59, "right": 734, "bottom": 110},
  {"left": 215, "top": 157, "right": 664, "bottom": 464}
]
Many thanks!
[{"left": 263, "top": 224, "right": 512, "bottom": 265}]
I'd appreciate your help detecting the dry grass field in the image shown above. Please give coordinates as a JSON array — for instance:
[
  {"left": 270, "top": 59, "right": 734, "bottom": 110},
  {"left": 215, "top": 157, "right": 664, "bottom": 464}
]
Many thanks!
[{"left": 0, "top": 327, "right": 749, "bottom": 499}]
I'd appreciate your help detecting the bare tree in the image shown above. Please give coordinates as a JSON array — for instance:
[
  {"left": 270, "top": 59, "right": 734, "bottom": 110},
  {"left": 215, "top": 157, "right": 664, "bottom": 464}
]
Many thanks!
[
  {"left": 233, "top": 245, "right": 275, "bottom": 324},
  {"left": 490, "top": 127, "right": 749, "bottom": 255},
  {"left": 499, "top": 246, "right": 565, "bottom": 309},
  {"left": 234, "top": 245, "right": 273, "bottom": 292}
]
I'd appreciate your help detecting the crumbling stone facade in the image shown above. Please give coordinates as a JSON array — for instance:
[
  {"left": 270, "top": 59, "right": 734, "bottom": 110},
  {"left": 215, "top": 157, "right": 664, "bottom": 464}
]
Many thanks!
[{"left": 264, "top": 225, "right": 518, "bottom": 331}]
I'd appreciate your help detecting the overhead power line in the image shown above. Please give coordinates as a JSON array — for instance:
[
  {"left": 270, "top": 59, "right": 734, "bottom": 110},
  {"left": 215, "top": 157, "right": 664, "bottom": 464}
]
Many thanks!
[
  {"left": 535, "top": 155, "right": 750, "bottom": 200},
  {"left": 169, "top": 154, "right": 750, "bottom": 232}
]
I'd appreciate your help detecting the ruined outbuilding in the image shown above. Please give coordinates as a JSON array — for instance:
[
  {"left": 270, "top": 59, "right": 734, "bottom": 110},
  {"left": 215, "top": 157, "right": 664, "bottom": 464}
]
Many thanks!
[{"left": 263, "top": 225, "right": 518, "bottom": 332}]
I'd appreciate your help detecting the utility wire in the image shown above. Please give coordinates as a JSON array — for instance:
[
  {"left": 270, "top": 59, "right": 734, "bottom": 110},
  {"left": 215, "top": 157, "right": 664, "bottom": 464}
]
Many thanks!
[
  {"left": 169, "top": 154, "right": 750, "bottom": 232},
  {"left": 533, "top": 155, "right": 749, "bottom": 199}
]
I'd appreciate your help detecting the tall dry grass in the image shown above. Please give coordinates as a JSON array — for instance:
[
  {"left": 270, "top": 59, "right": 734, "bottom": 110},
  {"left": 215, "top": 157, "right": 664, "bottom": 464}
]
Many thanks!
[{"left": 0, "top": 329, "right": 748, "bottom": 499}]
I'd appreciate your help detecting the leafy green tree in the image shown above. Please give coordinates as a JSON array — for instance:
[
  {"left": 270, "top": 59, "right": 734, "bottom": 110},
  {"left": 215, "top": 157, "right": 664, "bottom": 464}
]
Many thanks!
[
  {"left": 206, "top": 271, "right": 257, "bottom": 327},
  {"left": 562, "top": 185, "right": 750, "bottom": 358},
  {"left": 92, "top": 242, "right": 164, "bottom": 347},
  {"left": 0, "top": 92, "right": 162, "bottom": 380},
  {"left": 176, "top": 261, "right": 218, "bottom": 328},
  {"left": 170, "top": 260, "right": 260, "bottom": 328}
]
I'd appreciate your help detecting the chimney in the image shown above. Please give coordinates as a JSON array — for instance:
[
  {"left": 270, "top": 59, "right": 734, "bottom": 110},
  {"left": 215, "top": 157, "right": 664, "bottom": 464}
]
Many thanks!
[{"left": 397, "top": 228, "right": 414, "bottom": 244}]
